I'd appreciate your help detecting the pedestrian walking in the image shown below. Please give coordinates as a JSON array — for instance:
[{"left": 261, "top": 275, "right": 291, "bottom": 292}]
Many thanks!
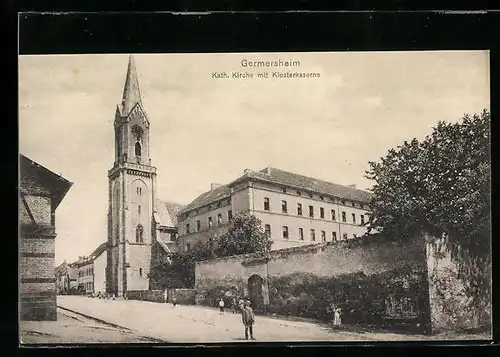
[
  {"left": 230, "top": 297, "right": 236, "bottom": 314},
  {"left": 172, "top": 296, "right": 177, "bottom": 307},
  {"left": 218, "top": 298, "right": 225, "bottom": 314},
  {"left": 333, "top": 307, "right": 342, "bottom": 327},
  {"left": 241, "top": 300, "right": 255, "bottom": 340}
]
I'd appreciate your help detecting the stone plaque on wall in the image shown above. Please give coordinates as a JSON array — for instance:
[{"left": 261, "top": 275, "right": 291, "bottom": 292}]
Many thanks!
[{"left": 384, "top": 294, "right": 418, "bottom": 320}]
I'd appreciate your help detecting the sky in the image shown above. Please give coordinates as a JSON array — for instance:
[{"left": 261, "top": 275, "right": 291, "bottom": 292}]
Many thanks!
[{"left": 18, "top": 51, "right": 490, "bottom": 265}]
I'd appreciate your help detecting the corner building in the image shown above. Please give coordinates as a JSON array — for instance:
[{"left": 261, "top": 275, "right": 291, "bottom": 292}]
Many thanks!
[{"left": 20, "top": 155, "right": 72, "bottom": 320}]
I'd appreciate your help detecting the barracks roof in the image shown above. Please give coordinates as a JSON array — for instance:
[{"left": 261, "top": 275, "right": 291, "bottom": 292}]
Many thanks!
[
  {"left": 229, "top": 167, "right": 373, "bottom": 204},
  {"left": 179, "top": 185, "right": 231, "bottom": 214},
  {"left": 180, "top": 167, "right": 372, "bottom": 215}
]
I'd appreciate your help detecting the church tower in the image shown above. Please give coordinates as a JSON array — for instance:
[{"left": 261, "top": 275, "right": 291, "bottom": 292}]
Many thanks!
[{"left": 107, "top": 55, "right": 158, "bottom": 296}]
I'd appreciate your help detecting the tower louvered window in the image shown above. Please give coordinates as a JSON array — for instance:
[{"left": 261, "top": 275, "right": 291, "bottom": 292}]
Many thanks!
[
  {"left": 136, "top": 224, "right": 144, "bottom": 243},
  {"left": 135, "top": 142, "right": 142, "bottom": 157}
]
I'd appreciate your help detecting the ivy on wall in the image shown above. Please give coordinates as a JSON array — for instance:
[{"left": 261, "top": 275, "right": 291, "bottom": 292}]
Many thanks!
[{"left": 267, "top": 268, "right": 428, "bottom": 330}]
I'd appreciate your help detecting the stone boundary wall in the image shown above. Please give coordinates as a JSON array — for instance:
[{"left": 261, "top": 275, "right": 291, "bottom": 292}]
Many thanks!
[
  {"left": 196, "top": 234, "right": 427, "bottom": 288},
  {"left": 173, "top": 289, "right": 197, "bottom": 305},
  {"left": 425, "top": 237, "right": 492, "bottom": 333},
  {"left": 127, "top": 289, "right": 164, "bottom": 303},
  {"left": 127, "top": 288, "right": 197, "bottom": 305},
  {"left": 195, "top": 234, "right": 431, "bottom": 332}
]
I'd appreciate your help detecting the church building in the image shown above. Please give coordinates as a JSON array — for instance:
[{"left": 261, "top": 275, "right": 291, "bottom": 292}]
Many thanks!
[{"left": 106, "top": 56, "right": 183, "bottom": 297}]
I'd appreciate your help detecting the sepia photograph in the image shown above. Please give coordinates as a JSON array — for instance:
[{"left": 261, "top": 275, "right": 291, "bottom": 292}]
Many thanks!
[{"left": 18, "top": 51, "right": 491, "bottom": 344}]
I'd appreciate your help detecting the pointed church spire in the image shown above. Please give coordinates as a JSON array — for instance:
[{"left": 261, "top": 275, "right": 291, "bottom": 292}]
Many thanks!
[{"left": 120, "top": 55, "right": 143, "bottom": 116}]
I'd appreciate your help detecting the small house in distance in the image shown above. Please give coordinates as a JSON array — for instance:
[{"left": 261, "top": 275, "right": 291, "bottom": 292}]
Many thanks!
[
  {"left": 19, "top": 154, "right": 72, "bottom": 321},
  {"left": 55, "top": 261, "right": 78, "bottom": 294}
]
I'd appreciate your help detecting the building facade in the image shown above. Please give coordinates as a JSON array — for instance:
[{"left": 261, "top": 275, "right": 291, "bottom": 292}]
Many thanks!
[
  {"left": 176, "top": 167, "right": 373, "bottom": 251},
  {"left": 93, "top": 244, "right": 107, "bottom": 295},
  {"left": 77, "top": 243, "right": 108, "bottom": 295},
  {"left": 77, "top": 258, "right": 94, "bottom": 293},
  {"left": 55, "top": 261, "right": 78, "bottom": 294},
  {"left": 20, "top": 155, "right": 72, "bottom": 321}
]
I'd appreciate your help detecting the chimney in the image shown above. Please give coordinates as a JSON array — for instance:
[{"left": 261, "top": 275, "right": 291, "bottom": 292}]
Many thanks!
[
  {"left": 210, "top": 183, "right": 222, "bottom": 190},
  {"left": 348, "top": 184, "right": 357, "bottom": 189}
]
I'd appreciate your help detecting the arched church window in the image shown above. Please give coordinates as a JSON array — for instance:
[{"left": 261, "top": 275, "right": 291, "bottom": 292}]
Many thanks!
[
  {"left": 136, "top": 224, "right": 144, "bottom": 243},
  {"left": 135, "top": 141, "right": 142, "bottom": 157}
]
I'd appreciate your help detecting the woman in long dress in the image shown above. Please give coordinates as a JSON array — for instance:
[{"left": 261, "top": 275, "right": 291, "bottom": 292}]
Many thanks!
[{"left": 333, "top": 308, "right": 342, "bottom": 327}]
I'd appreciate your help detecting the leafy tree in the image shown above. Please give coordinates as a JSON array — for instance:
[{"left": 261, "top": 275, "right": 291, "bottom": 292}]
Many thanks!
[
  {"left": 150, "top": 213, "right": 272, "bottom": 288},
  {"left": 149, "top": 242, "right": 213, "bottom": 289},
  {"left": 214, "top": 211, "right": 272, "bottom": 257},
  {"left": 365, "top": 109, "right": 491, "bottom": 311}
]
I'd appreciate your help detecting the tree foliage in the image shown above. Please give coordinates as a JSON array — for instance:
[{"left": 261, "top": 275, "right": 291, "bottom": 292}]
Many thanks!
[
  {"left": 365, "top": 109, "right": 491, "bottom": 308},
  {"left": 149, "top": 242, "right": 213, "bottom": 289},
  {"left": 214, "top": 211, "right": 273, "bottom": 257},
  {"left": 150, "top": 212, "right": 272, "bottom": 288}
]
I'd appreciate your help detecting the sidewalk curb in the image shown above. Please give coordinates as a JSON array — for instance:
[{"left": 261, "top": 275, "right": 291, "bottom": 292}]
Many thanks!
[
  {"left": 58, "top": 305, "right": 133, "bottom": 331},
  {"left": 57, "top": 305, "right": 166, "bottom": 343}
]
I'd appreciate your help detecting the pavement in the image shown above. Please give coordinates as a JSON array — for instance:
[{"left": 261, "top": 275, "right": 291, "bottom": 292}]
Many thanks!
[
  {"left": 53, "top": 295, "right": 490, "bottom": 343},
  {"left": 19, "top": 307, "right": 159, "bottom": 344}
]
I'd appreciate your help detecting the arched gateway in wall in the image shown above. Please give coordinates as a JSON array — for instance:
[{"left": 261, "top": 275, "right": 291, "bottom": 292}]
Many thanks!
[{"left": 248, "top": 274, "right": 265, "bottom": 312}]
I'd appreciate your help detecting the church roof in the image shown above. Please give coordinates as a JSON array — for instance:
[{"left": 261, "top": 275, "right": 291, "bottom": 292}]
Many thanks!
[
  {"left": 120, "top": 55, "right": 143, "bottom": 116},
  {"left": 229, "top": 167, "right": 373, "bottom": 204},
  {"left": 155, "top": 199, "right": 184, "bottom": 228},
  {"left": 89, "top": 242, "right": 107, "bottom": 260},
  {"left": 179, "top": 185, "right": 231, "bottom": 214}
]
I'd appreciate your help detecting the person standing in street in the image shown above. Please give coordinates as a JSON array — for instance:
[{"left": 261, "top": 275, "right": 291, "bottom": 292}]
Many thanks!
[
  {"left": 219, "top": 298, "right": 224, "bottom": 315},
  {"left": 231, "top": 297, "right": 238, "bottom": 314},
  {"left": 218, "top": 298, "right": 225, "bottom": 314},
  {"left": 241, "top": 300, "right": 255, "bottom": 340},
  {"left": 333, "top": 307, "right": 342, "bottom": 327},
  {"left": 172, "top": 296, "right": 177, "bottom": 307}
]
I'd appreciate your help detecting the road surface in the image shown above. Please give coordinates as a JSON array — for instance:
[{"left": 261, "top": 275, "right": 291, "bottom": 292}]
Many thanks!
[
  {"left": 20, "top": 307, "right": 158, "bottom": 344},
  {"left": 56, "top": 296, "right": 488, "bottom": 343}
]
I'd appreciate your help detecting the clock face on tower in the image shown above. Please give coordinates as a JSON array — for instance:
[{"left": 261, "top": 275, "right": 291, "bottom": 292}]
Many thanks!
[{"left": 132, "top": 125, "right": 144, "bottom": 139}]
